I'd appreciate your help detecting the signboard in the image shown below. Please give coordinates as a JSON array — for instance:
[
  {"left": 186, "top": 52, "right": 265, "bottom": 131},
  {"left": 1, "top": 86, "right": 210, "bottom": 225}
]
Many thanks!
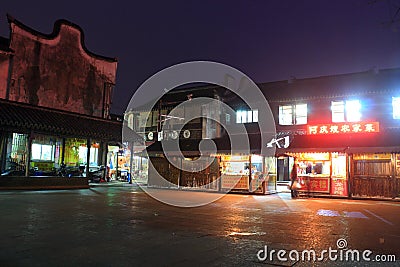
[
  {"left": 266, "top": 132, "right": 294, "bottom": 148},
  {"left": 330, "top": 178, "right": 348, "bottom": 196},
  {"left": 221, "top": 174, "right": 249, "bottom": 190},
  {"left": 307, "top": 122, "right": 379, "bottom": 135},
  {"left": 298, "top": 176, "right": 330, "bottom": 193},
  {"left": 221, "top": 155, "right": 249, "bottom": 162}
]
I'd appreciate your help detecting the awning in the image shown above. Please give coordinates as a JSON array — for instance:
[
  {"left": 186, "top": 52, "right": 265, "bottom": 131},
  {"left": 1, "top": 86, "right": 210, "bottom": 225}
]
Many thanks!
[
  {"left": 146, "top": 135, "right": 262, "bottom": 157},
  {"left": 274, "top": 130, "right": 400, "bottom": 156},
  {"left": 0, "top": 99, "right": 123, "bottom": 141},
  {"left": 276, "top": 147, "right": 347, "bottom": 156},
  {"left": 345, "top": 146, "right": 400, "bottom": 154}
]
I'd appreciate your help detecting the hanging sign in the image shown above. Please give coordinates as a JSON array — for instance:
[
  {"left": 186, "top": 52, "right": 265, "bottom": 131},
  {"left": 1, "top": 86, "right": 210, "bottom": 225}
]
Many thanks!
[{"left": 307, "top": 122, "right": 379, "bottom": 135}]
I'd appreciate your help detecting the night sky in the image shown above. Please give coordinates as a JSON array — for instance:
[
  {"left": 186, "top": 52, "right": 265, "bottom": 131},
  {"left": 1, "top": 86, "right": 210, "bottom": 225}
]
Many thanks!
[{"left": 1, "top": 0, "right": 400, "bottom": 115}]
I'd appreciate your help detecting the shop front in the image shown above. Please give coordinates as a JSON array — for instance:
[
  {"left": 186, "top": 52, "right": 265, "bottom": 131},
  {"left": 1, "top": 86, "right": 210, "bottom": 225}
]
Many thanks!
[
  {"left": 2, "top": 133, "right": 107, "bottom": 178},
  {"left": 107, "top": 145, "right": 131, "bottom": 181},
  {"left": 219, "top": 154, "right": 276, "bottom": 194},
  {"left": 131, "top": 154, "right": 149, "bottom": 184},
  {"left": 30, "top": 134, "right": 63, "bottom": 176},
  {"left": 285, "top": 152, "right": 348, "bottom": 197},
  {"left": 0, "top": 99, "right": 123, "bottom": 189},
  {"left": 145, "top": 140, "right": 277, "bottom": 193},
  {"left": 2, "top": 132, "right": 29, "bottom": 176}
]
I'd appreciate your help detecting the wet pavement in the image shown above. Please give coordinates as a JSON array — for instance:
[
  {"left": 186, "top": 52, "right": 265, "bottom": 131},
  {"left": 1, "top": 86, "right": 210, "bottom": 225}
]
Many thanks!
[{"left": 0, "top": 186, "right": 399, "bottom": 266}]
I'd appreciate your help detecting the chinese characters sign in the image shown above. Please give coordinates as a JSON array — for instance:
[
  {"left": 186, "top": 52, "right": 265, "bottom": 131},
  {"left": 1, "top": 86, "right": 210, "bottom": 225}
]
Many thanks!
[
  {"left": 297, "top": 177, "right": 330, "bottom": 193},
  {"left": 307, "top": 122, "right": 379, "bottom": 135},
  {"left": 330, "top": 178, "right": 348, "bottom": 196}
]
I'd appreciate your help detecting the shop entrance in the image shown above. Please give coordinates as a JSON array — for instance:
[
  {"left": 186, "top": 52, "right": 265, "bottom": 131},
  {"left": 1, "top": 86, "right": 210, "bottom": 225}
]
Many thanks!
[{"left": 277, "top": 157, "right": 289, "bottom": 182}]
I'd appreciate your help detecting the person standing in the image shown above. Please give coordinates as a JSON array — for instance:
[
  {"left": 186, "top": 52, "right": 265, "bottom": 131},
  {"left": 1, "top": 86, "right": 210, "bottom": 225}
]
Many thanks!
[{"left": 290, "top": 160, "right": 299, "bottom": 198}]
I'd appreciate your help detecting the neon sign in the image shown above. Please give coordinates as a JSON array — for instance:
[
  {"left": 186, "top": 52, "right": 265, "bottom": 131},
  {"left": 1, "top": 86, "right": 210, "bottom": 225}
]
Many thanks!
[{"left": 307, "top": 122, "right": 379, "bottom": 135}]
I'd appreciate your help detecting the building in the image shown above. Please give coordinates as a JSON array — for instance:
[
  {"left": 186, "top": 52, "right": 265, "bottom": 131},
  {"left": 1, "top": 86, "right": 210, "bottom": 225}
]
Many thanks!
[
  {"left": 0, "top": 15, "right": 123, "bottom": 189},
  {"left": 126, "top": 86, "right": 277, "bottom": 194},
  {"left": 264, "top": 67, "right": 400, "bottom": 198},
  {"left": 127, "top": 67, "right": 400, "bottom": 199}
]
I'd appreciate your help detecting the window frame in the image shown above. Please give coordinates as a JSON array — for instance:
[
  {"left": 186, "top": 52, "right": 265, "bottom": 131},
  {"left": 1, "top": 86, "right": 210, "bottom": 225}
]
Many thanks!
[
  {"left": 331, "top": 100, "right": 361, "bottom": 122},
  {"left": 278, "top": 103, "right": 307, "bottom": 125},
  {"left": 236, "top": 109, "right": 258, "bottom": 124}
]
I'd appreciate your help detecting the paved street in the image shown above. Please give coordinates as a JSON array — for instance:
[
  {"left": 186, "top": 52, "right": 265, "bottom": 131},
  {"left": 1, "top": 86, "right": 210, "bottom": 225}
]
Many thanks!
[{"left": 1, "top": 186, "right": 399, "bottom": 266}]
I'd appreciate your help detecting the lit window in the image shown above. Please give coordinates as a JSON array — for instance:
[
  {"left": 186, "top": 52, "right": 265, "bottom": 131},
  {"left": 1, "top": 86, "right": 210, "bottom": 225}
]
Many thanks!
[
  {"left": 252, "top": 110, "right": 258, "bottom": 122},
  {"left": 331, "top": 101, "right": 345, "bottom": 122},
  {"left": 279, "top": 104, "right": 307, "bottom": 125},
  {"left": 346, "top": 100, "right": 361, "bottom": 122},
  {"left": 236, "top": 109, "right": 258, "bottom": 123},
  {"left": 279, "top": 105, "right": 293, "bottom": 125},
  {"left": 236, "top": 110, "right": 246, "bottom": 123},
  {"left": 393, "top": 97, "right": 400, "bottom": 119},
  {"left": 331, "top": 100, "right": 361, "bottom": 122},
  {"left": 31, "top": 143, "right": 54, "bottom": 161},
  {"left": 295, "top": 104, "right": 307, "bottom": 124}
]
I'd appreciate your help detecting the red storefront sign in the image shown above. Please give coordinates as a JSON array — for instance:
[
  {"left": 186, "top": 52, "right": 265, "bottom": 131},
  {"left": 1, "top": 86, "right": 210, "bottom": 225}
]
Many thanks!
[
  {"left": 330, "top": 178, "right": 348, "bottom": 196},
  {"left": 307, "top": 122, "right": 379, "bottom": 135},
  {"left": 298, "top": 176, "right": 330, "bottom": 193}
]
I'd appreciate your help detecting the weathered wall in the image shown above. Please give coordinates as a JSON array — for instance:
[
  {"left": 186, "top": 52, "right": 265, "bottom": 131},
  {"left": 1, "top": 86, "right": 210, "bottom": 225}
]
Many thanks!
[
  {"left": 0, "top": 52, "right": 10, "bottom": 99},
  {"left": 7, "top": 20, "right": 117, "bottom": 118}
]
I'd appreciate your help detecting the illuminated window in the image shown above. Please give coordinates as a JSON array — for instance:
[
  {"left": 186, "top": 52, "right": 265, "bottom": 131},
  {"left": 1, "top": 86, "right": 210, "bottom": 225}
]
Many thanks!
[
  {"left": 295, "top": 104, "right": 307, "bottom": 124},
  {"left": 331, "top": 101, "right": 345, "bottom": 122},
  {"left": 252, "top": 110, "right": 259, "bottom": 122},
  {"left": 393, "top": 97, "right": 400, "bottom": 119},
  {"left": 31, "top": 143, "right": 54, "bottom": 161},
  {"left": 236, "top": 109, "right": 258, "bottom": 123},
  {"left": 331, "top": 100, "right": 361, "bottom": 122},
  {"left": 279, "top": 104, "right": 307, "bottom": 125},
  {"left": 346, "top": 100, "right": 361, "bottom": 122}
]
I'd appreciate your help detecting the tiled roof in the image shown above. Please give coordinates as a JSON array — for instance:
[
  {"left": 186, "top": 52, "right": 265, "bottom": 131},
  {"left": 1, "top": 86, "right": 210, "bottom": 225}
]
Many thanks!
[
  {"left": 0, "top": 99, "right": 122, "bottom": 141},
  {"left": 126, "top": 67, "right": 400, "bottom": 111},
  {"left": 259, "top": 67, "right": 400, "bottom": 101}
]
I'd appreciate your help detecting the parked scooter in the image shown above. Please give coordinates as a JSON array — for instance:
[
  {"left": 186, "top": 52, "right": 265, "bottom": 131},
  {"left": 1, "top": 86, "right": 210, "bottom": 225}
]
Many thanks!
[
  {"left": 57, "top": 164, "right": 84, "bottom": 177},
  {"left": 88, "top": 166, "right": 106, "bottom": 183}
]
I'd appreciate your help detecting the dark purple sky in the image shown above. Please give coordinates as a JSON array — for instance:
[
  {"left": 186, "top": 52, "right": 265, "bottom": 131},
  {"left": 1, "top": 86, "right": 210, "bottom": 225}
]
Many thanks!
[{"left": 1, "top": 0, "right": 400, "bottom": 114}]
